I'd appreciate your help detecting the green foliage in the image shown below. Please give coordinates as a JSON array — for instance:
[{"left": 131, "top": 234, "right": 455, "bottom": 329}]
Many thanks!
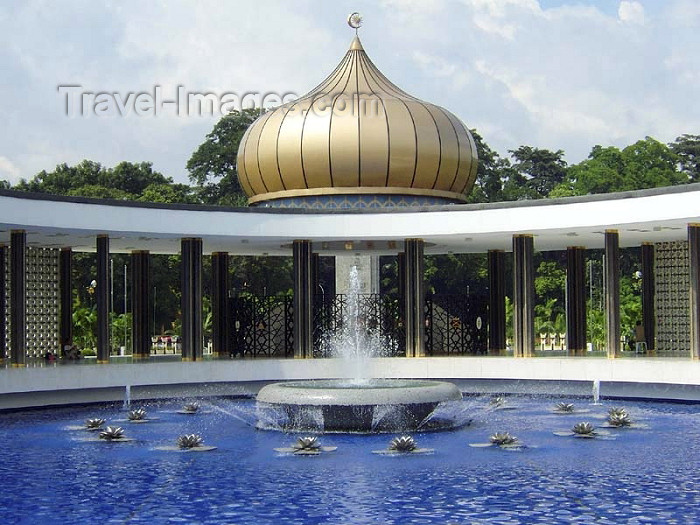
[
  {"left": 14, "top": 160, "right": 191, "bottom": 203},
  {"left": 72, "top": 298, "right": 96, "bottom": 350},
  {"left": 137, "top": 183, "right": 197, "bottom": 204},
  {"left": 110, "top": 312, "right": 132, "bottom": 351},
  {"left": 509, "top": 146, "right": 567, "bottom": 198},
  {"left": 424, "top": 254, "right": 488, "bottom": 297},
  {"left": 669, "top": 134, "right": 700, "bottom": 182},
  {"left": 534, "top": 259, "right": 566, "bottom": 335},
  {"left": 187, "top": 108, "right": 262, "bottom": 205},
  {"left": 586, "top": 306, "right": 606, "bottom": 350},
  {"left": 229, "top": 256, "right": 294, "bottom": 295},
  {"left": 556, "top": 137, "right": 685, "bottom": 196},
  {"left": 467, "top": 129, "right": 505, "bottom": 203}
]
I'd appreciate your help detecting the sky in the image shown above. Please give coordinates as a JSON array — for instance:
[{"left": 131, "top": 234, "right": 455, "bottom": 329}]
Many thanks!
[{"left": 0, "top": 0, "right": 698, "bottom": 186}]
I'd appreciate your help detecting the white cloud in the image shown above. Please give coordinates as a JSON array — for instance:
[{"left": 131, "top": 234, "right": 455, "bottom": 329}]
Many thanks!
[
  {"left": 0, "top": 0, "right": 697, "bottom": 185},
  {"left": 0, "top": 156, "right": 21, "bottom": 183},
  {"left": 618, "top": 1, "right": 645, "bottom": 24}
]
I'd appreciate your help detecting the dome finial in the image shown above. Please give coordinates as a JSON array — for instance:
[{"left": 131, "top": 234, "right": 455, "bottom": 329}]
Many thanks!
[{"left": 347, "top": 12, "right": 362, "bottom": 35}]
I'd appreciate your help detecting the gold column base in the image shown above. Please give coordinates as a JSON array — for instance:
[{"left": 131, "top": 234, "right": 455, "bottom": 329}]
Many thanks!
[
  {"left": 11, "top": 363, "right": 26, "bottom": 367},
  {"left": 181, "top": 357, "right": 194, "bottom": 362},
  {"left": 211, "top": 352, "right": 229, "bottom": 359},
  {"left": 132, "top": 354, "right": 150, "bottom": 360},
  {"left": 96, "top": 359, "right": 110, "bottom": 364}
]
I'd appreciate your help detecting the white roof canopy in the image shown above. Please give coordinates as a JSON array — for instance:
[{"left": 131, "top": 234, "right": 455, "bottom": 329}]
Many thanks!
[{"left": 1, "top": 184, "right": 699, "bottom": 255}]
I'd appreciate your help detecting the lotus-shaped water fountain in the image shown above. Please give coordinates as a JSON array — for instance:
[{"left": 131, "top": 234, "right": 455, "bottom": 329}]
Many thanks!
[
  {"left": 572, "top": 422, "right": 596, "bottom": 436},
  {"left": 85, "top": 418, "right": 106, "bottom": 430},
  {"left": 183, "top": 402, "right": 199, "bottom": 413},
  {"left": 274, "top": 436, "right": 337, "bottom": 455},
  {"left": 490, "top": 396, "right": 506, "bottom": 408},
  {"left": 552, "top": 402, "right": 589, "bottom": 415},
  {"left": 154, "top": 433, "right": 216, "bottom": 452},
  {"left": 554, "top": 402, "right": 574, "bottom": 413},
  {"left": 608, "top": 412, "right": 633, "bottom": 427},
  {"left": 374, "top": 435, "right": 433, "bottom": 455},
  {"left": 389, "top": 435, "right": 417, "bottom": 452},
  {"left": 487, "top": 395, "right": 517, "bottom": 411},
  {"left": 554, "top": 421, "right": 612, "bottom": 439},
  {"left": 98, "top": 426, "right": 130, "bottom": 441},
  {"left": 470, "top": 432, "right": 525, "bottom": 450},
  {"left": 489, "top": 432, "right": 518, "bottom": 446},
  {"left": 178, "top": 434, "right": 204, "bottom": 449},
  {"left": 127, "top": 408, "right": 148, "bottom": 421},
  {"left": 293, "top": 436, "right": 322, "bottom": 452}
]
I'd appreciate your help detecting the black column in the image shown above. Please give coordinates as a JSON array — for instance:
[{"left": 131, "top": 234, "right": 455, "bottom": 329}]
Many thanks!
[
  {"left": 488, "top": 250, "right": 506, "bottom": 354},
  {"left": 689, "top": 225, "right": 700, "bottom": 360},
  {"left": 641, "top": 243, "right": 655, "bottom": 353},
  {"left": 513, "top": 235, "right": 534, "bottom": 357},
  {"left": 181, "top": 238, "right": 203, "bottom": 361},
  {"left": 566, "top": 247, "right": 587, "bottom": 355},
  {"left": 605, "top": 230, "right": 620, "bottom": 358},
  {"left": 59, "top": 248, "right": 72, "bottom": 351},
  {"left": 96, "top": 235, "right": 110, "bottom": 363},
  {"left": 211, "top": 252, "right": 229, "bottom": 358},
  {"left": 131, "top": 251, "right": 150, "bottom": 359},
  {"left": 404, "top": 239, "right": 425, "bottom": 358},
  {"left": 10, "top": 231, "right": 27, "bottom": 366},
  {"left": 293, "top": 240, "right": 313, "bottom": 358},
  {"left": 0, "top": 244, "right": 6, "bottom": 362}
]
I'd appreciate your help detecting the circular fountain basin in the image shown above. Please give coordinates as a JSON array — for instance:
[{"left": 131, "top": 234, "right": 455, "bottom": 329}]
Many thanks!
[{"left": 256, "top": 379, "right": 463, "bottom": 433}]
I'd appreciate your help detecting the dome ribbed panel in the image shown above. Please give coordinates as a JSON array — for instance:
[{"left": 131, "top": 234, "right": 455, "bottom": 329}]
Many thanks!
[
  {"left": 275, "top": 100, "right": 308, "bottom": 190},
  {"left": 463, "top": 128, "right": 479, "bottom": 194},
  {"left": 383, "top": 98, "right": 417, "bottom": 188},
  {"left": 405, "top": 101, "right": 440, "bottom": 189},
  {"left": 329, "top": 92, "right": 360, "bottom": 187},
  {"left": 236, "top": 125, "right": 255, "bottom": 196},
  {"left": 359, "top": 97, "right": 389, "bottom": 187},
  {"left": 257, "top": 107, "right": 288, "bottom": 192},
  {"left": 242, "top": 109, "right": 275, "bottom": 195},
  {"left": 427, "top": 105, "right": 460, "bottom": 191},
  {"left": 443, "top": 110, "right": 474, "bottom": 193},
  {"left": 301, "top": 96, "right": 334, "bottom": 189}
]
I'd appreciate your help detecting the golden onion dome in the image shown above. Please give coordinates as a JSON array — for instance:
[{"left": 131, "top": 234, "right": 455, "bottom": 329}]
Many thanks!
[{"left": 237, "top": 36, "right": 478, "bottom": 207}]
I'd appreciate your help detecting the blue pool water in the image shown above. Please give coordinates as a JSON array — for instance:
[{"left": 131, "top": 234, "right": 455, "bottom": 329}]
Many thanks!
[{"left": 0, "top": 396, "right": 698, "bottom": 524}]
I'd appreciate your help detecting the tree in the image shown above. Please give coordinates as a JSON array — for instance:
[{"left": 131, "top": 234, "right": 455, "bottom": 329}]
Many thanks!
[
  {"left": 100, "top": 161, "right": 171, "bottom": 195},
  {"left": 509, "top": 146, "right": 567, "bottom": 198},
  {"left": 187, "top": 108, "right": 262, "bottom": 206},
  {"left": 467, "top": 130, "right": 505, "bottom": 203},
  {"left": 621, "top": 137, "right": 684, "bottom": 189},
  {"left": 13, "top": 160, "right": 186, "bottom": 202},
  {"left": 557, "top": 145, "right": 627, "bottom": 196},
  {"left": 669, "top": 134, "right": 700, "bottom": 182},
  {"left": 15, "top": 160, "right": 103, "bottom": 194},
  {"left": 0, "top": 179, "right": 10, "bottom": 189},
  {"left": 556, "top": 137, "right": 685, "bottom": 196},
  {"left": 138, "top": 183, "right": 197, "bottom": 204}
]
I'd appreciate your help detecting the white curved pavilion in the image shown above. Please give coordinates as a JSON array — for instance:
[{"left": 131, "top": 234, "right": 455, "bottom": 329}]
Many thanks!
[{"left": 1, "top": 185, "right": 700, "bottom": 408}]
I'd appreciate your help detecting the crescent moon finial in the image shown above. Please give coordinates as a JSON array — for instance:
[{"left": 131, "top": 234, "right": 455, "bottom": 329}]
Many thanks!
[{"left": 347, "top": 12, "right": 362, "bottom": 34}]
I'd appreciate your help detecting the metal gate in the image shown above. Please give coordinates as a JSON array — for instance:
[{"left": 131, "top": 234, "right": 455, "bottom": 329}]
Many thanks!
[
  {"left": 425, "top": 294, "right": 487, "bottom": 355},
  {"left": 229, "top": 295, "right": 293, "bottom": 357}
]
